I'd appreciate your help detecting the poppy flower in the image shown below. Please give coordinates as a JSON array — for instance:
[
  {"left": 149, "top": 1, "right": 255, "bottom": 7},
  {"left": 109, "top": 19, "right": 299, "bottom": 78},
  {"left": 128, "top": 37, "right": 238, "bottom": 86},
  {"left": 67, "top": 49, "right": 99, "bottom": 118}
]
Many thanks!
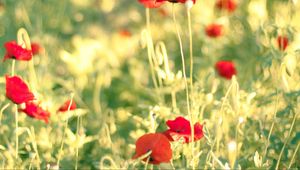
[
  {"left": 138, "top": 0, "right": 164, "bottom": 8},
  {"left": 133, "top": 133, "right": 172, "bottom": 164},
  {"left": 215, "top": 0, "right": 237, "bottom": 12},
  {"left": 3, "top": 41, "right": 32, "bottom": 62},
  {"left": 163, "top": 116, "right": 204, "bottom": 143},
  {"left": 205, "top": 24, "right": 223, "bottom": 38},
  {"left": 156, "top": 0, "right": 196, "bottom": 4},
  {"left": 31, "top": 42, "right": 43, "bottom": 55},
  {"left": 119, "top": 29, "right": 132, "bottom": 38},
  {"left": 58, "top": 100, "right": 77, "bottom": 112},
  {"left": 215, "top": 61, "right": 237, "bottom": 79},
  {"left": 277, "top": 36, "right": 289, "bottom": 51},
  {"left": 19, "top": 101, "right": 50, "bottom": 123},
  {"left": 5, "top": 75, "right": 35, "bottom": 104}
]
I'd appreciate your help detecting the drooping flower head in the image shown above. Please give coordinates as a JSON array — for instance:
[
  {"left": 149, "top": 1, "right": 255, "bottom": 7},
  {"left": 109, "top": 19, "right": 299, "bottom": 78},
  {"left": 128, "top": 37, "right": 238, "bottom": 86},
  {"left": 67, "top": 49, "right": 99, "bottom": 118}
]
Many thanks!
[
  {"left": 216, "top": 0, "right": 237, "bottom": 12},
  {"left": 58, "top": 99, "right": 77, "bottom": 112},
  {"left": 163, "top": 116, "right": 204, "bottom": 143},
  {"left": 3, "top": 41, "right": 32, "bottom": 62},
  {"left": 133, "top": 133, "right": 172, "bottom": 164},
  {"left": 156, "top": 0, "right": 196, "bottom": 4},
  {"left": 19, "top": 101, "right": 50, "bottom": 123},
  {"left": 205, "top": 24, "right": 223, "bottom": 38},
  {"left": 215, "top": 61, "right": 237, "bottom": 79},
  {"left": 138, "top": 0, "right": 164, "bottom": 8},
  {"left": 277, "top": 36, "right": 289, "bottom": 51},
  {"left": 5, "top": 75, "right": 35, "bottom": 104}
]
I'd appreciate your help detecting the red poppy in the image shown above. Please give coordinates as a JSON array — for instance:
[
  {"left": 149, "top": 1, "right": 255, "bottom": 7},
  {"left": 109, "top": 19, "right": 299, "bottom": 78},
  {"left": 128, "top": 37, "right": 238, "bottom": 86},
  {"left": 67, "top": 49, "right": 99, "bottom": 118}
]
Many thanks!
[
  {"left": 205, "top": 24, "right": 223, "bottom": 38},
  {"left": 5, "top": 75, "right": 35, "bottom": 104},
  {"left": 215, "top": 0, "right": 237, "bottom": 12},
  {"left": 19, "top": 101, "right": 50, "bottom": 123},
  {"left": 58, "top": 100, "right": 77, "bottom": 112},
  {"left": 156, "top": 0, "right": 196, "bottom": 4},
  {"left": 138, "top": 0, "right": 164, "bottom": 8},
  {"left": 163, "top": 116, "right": 204, "bottom": 143},
  {"left": 133, "top": 133, "right": 172, "bottom": 164},
  {"left": 3, "top": 41, "right": 32, "bottom": 62},
  {"left": 277, "top": 36, "right": 289, "bottom": 51},
  {"left": 119, "top": 29, "right": 132, "bottom": 38},
  {"left": 31, "top": 42, "right": 43, "bottom": 55},
  {"left": 215, "top": 61, "right": 237, "bottom": 79}
]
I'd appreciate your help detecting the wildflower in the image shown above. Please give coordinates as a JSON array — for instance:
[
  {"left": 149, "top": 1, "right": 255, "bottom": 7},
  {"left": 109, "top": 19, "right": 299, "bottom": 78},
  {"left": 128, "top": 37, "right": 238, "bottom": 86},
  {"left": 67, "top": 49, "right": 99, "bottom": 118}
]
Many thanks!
[
  {"left": 58, "top": 100, "right": 77, "bottom": 112},
  {"left": 31, "top": 42, "right": 43, "bottom": 55},
  {"left": 163, "top": 116, "right": 204, "bottom": 143},
  {"left": 5, "top": 75, "right": 35, "bottom": 104},
  {"left": 215, "top": 61, "right": 237, "bottom": 79},
  {"left": 3, "top": 41, "right": 32, "bottom": 61},
  {"left": 133, "top": 133, "right": 172, "bottom": 164},
  {"left": 216, "top": 0, "right": 237, "bottom": 12},
  {"left": 19, "top": 101, "right": 50, "bottom": 123},
  {"left": 119, "top": 29, "right": 132, "bottom": 38},
  {"left": 277, "top": 36, "right": 289, "bottom": 51},
  {"left": 138, "top": 0, "right": 164, "bottom": 8},
  {"left": 156, "top": 0, "right": 196, "bottom": 4},
  {"left": 205, "top": 24, "right": 223, "bottom": 38}
]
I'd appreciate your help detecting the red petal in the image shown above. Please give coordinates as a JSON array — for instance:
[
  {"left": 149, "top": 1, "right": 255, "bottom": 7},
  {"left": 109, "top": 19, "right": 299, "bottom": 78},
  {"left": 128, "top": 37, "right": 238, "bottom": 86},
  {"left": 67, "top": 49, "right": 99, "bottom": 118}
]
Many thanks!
[
  {"left": 215, "top": 61, "right": 237, "bottom": 79},
  {"left": 19, "top": 101, "right": 50, "bottom": 123},
  {"left": 133, "top": 133, "right": 172, "bottom": 164},
  {"left": 31, "top": 42, "right": 43, "bottom": 55},
  {"left": 277, "top": 36, "right": 289, "bottom": 51},
  {"left": 205, "top": 24, "right": 223, "bottom": 38},
  {"left": 5, "top": 75, "right": 35, "bottom": 104},
  {"left": 138, "top": 0, "right": 164, "bottom": 8},
  {"left": 58, "top": 99, "right": 77, "bottom": 112},
  {"left": 3, "top": 41, "right": 32, "bottom": 62}
]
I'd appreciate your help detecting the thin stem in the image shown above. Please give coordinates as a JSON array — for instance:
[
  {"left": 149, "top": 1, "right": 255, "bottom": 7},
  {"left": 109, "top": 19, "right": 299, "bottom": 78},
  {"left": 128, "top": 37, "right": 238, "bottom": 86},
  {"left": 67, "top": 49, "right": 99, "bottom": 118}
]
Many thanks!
[
  {"left": 93, "top": 74, "right": 102, "bottom": 114},
  {"left": 75, "top": 115, "right": 80, "bottom": 170},
  {"left": 11, "top": 60, "right": 16, "bottom": 76},
  {"left": 15, "top": 105, "right": 19, "bottom": 161},
  {"left": 275, "top": 110, "right": 298, "bottom": 170},
  {"left": 172, "top": 4, "right": 194, "bottom": 169},
  {"left": 288, "top": 142, "right": 300, "bottom": 169},
  {"left": 187, "top": 8, "right": 193, "bottom": 90},
  {"left": 57, "top": 94, "right": 75, "bottom": 167}
]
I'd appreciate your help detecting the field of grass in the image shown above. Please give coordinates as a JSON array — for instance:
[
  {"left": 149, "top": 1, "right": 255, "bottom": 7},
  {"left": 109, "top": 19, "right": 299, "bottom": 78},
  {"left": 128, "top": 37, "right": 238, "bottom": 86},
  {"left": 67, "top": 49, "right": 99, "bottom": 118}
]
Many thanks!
[{"left": 0, "top": 0, "right": 299, "bottom": 169}]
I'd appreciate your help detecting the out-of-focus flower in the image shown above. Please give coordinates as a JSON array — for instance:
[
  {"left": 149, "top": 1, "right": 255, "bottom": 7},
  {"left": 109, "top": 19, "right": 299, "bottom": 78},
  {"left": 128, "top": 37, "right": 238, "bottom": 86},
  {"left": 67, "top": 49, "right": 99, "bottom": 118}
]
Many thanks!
[
  {"left": 156, "top": 0, "right": 196, "bottom": 4},
  {"left": 215, "top": 61, "right": 237, "bottom": 79},
  {"left": 3, "top": 41, "right": 32, "bottom": 62},
  {"left": 119, "top": 29, "right": 132, "bottom": 38},
  {"left": 205, "top": 24, "right": 223, "bottom": 38},
  {"left": 277, "top": 35, "right": 289, "bottom": 51},
  {"left": 163, "top": 116, "right": 204, "bottom": 143},
  {"left": 138, "top": 0, "right": 164, "bottom": 8},
  {"left": 19, "top": 101, "right": 51, "bottom": 123},
  {"left": 216, "top": 0, "right": 237, "bottom": 12},
  {"left": 31, "top": 42, "right": 44, "bottom": 55},
  {"left": 133, "top": 133, "right": 172, "bottom": 164},
  {"left": 5, "top": 75, "right": 35, "bottom": 104},
  {"left": 58, "top": 100, "right": 77, "bottom": 112}
]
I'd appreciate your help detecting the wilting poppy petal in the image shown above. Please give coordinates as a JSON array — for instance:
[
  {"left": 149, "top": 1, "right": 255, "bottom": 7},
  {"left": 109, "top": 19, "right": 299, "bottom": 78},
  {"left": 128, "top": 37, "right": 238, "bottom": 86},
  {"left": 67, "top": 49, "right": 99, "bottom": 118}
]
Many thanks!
[
  {"left": 156, "top": 0, "right": 196, "bottom": 4},
  {"left": 277, "top": 36, "right": 289, "bottom": 51},
  {"left": 206, "top": 24, "right": 223, "bottom": 38},
  {"left": 3, "top": 41, "right": 32, "bottom": 62},
  {"left": 133, "top": 133, "right": 172, "bottom": 164},
  {"left": 5, "top": 75, "right": 35, "bottom": 104},
  {"left": 215, "top": 61, "right": 237, "bottom": 79},
  {"left": 19, "top": 101, "right": 50, "bottom": 123},
  {"left": 58, "top": 100, "right": 77, "bottom": 112},
  {"left": 31, "top": 42, "right": 43, "bottom": 55},
  {"left": 216, "top": 0, "right": 237, "bottom": 12},
  {"left": 138, "top": 0, "right": 164, "bottom": 8},
  {"left": 163, "top": 116, "right": 204, "bottom": 143}
]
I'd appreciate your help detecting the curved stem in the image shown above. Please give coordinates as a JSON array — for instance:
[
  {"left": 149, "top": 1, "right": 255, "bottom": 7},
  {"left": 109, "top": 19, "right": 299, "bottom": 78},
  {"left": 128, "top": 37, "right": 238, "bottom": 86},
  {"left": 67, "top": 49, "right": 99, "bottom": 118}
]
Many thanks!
[{"left": 172, "top": 4, "right": 194, "bottom": 169}]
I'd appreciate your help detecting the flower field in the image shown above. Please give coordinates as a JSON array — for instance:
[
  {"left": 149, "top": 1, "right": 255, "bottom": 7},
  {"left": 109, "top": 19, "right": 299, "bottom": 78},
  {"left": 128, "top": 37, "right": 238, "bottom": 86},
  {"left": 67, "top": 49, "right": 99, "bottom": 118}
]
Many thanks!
[{"left": 0, "top": 0, "right": 299, "bottom": 169}]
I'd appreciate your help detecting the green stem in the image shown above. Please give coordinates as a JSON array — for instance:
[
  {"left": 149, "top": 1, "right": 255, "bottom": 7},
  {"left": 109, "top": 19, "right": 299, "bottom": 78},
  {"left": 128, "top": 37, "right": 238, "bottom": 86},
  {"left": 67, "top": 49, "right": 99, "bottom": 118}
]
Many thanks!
[
  {"left": 172, "top": 4, "right": 194, "bottom": 169},
  {"left": 187, "top": 8, "right": 193, "bottom": 90},
  {"left": 15, "top": 105, "right": 19, "bottom": 161}
]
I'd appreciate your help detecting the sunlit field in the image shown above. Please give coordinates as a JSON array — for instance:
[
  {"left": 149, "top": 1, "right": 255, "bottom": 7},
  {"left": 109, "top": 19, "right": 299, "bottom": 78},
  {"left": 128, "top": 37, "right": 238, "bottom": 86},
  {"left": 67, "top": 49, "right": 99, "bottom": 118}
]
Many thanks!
[{"left": 0, "top": 0, "right": 299, "bottom": 169}]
